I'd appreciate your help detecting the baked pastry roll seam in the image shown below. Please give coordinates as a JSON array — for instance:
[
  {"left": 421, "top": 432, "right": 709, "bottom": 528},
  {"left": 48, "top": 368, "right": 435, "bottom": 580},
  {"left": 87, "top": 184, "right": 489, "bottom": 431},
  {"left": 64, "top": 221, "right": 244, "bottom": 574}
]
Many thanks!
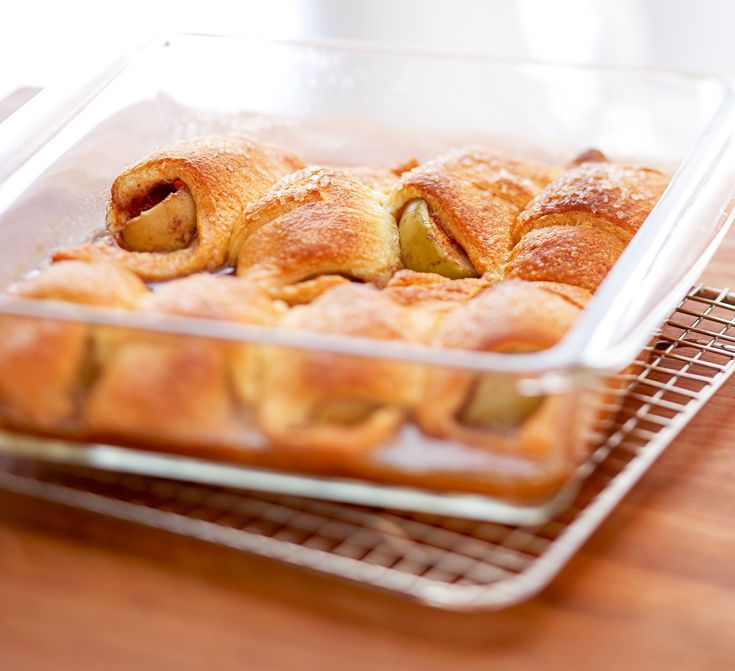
[{"left": 54, "top": 135, "right": 304, "bottom": 281}]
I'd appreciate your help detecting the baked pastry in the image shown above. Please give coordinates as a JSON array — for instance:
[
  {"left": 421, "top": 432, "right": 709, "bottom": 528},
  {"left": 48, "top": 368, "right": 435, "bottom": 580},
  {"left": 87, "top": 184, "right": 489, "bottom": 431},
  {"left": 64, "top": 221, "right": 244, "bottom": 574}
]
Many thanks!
[
  {"left": 0, "top": 135, "right": 672, "bottom": 501},
  {"left": 257, "top": 283, "right": 440, "bottom": 464},
  {"left": 386, "top": 148, "right": 557, "bottom": 281},
  {"left": 256, "top": 269, "right": 496, "bottom": 467},
  {"left": 416, "top": 279, "right": 591, "bottom": 491},
  {"left": 507, "top": 159, "right": 670, "bottom": 290},
  {"left": 229, "top": 167, "right": 401, "bottom": 301},
  {"left": 84, "top": 273, "right": 286, "bottom": 450},
  {"left": 54, "top": 136, "right": 303, "bottom": 281},
  {"left": 0, "top": 261, "right": 148, "bottom": 429},
  {"left": 383, "top": 269, "right": 489, "bottom": 312}
]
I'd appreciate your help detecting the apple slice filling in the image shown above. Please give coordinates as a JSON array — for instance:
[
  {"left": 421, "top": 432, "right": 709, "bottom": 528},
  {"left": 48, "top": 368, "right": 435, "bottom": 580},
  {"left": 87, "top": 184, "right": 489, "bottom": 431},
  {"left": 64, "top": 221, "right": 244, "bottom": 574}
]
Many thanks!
[
  {"left": 398, "top": 199, "right": 478, "bottom": 279},
  {"left": 458, "top": 374, "right": 543, "bottom": 431},
  {"left": 310, "top": 397, "right": 384, "bottom": 426},
  {"left": 120, "top": 183, "right": 197, "bottom": 253}
]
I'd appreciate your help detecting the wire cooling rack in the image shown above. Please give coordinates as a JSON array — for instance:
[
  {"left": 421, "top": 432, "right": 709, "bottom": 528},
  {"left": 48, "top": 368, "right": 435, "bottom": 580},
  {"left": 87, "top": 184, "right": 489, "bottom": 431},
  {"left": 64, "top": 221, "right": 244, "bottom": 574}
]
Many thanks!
[{"left": 0, "top": 283, "right": 733, "bottom": 611}]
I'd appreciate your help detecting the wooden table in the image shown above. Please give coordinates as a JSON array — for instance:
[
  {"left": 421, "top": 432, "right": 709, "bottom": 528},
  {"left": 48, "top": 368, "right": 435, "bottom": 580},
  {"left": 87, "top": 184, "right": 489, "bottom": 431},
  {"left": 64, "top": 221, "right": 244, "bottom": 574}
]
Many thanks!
[{"left": 1, "top": 95, "right": 734, "bottom": 670}]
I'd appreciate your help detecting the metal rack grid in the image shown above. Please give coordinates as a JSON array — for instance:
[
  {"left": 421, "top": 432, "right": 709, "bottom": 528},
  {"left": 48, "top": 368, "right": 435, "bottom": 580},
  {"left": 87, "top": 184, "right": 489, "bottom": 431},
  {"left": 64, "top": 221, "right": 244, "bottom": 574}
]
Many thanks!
[{"left": 0, "top": 283, "right": 733, "bottom": 611}]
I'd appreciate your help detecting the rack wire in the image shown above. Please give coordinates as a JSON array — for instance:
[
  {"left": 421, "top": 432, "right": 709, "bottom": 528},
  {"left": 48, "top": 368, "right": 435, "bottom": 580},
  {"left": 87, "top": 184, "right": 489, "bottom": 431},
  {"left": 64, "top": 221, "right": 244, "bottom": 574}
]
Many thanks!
[{"left": 0, "top": 284, "right": 733, "bottom": 611}]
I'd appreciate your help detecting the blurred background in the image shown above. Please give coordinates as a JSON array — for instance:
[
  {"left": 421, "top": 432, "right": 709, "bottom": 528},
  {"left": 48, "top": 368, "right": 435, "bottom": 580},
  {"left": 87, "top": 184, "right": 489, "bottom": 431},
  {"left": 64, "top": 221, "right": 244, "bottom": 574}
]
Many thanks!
[{"left": 0, "top": 0, "right": 734, "bottom": 103}]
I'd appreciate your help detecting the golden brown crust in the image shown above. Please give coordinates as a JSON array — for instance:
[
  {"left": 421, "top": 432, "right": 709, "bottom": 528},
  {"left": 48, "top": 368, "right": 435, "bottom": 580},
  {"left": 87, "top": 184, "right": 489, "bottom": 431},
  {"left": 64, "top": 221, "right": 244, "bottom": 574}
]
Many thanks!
[
  {"left": 84, "top": 338, "right": 244, "bottom": 448},
  {"left": 417, "top": 280, "right": 589, "bottom": 460},
  {"left": 230, "top": 167, "right": 401, "bottom": 289},
  {"left": 515, "top": 161, "right": 669, "bottom": 244},
  {"left": 386, "top": 148, "right": 557, "bottom": 280},
  {"left": 142, "top": 272, "right": 285, "bottom": 324},
  {"left": 0, "top": 261, "right": 150, "bottom": 429},
  {"left": 383, "top": 269, "right": 490, "bottom": 309},
  {"left": 507, "top": 225, "right": 626, "bottom": 291},
  {"left": 530, "top": 281, "right": 595, "bottom": 310},
  {"left": 0, "top": 318, "right": 87, "bottom": 429},
  {"left": 431, "top": 280, "right": 588, "bottom": 353},
  {"left": 12, "top": 260, "right": 149, "bottom": 307},
  {"left": 84, "top": 274, "right": 286, "bottom": 446},
  {"left": 257, "top": 283, "right": 434, "bottom": 461},
  {"left": 53, "top": 136, "right": 303, "bottom": 281},
  {"left": 267, "top": 274, "right": 353, "bottom": 306}
]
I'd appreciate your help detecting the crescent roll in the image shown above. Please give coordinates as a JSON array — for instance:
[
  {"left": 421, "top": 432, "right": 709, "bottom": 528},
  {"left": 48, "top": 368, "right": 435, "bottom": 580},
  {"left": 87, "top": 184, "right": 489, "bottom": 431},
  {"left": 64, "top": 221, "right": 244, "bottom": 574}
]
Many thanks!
[
  {"left": 257, "top": 283, "right": 438, "bottom": 465},
  {"left": 54, "top": 136, "right": 303, "bottom": 281},
  {"left": 417, "top": 280, "right": 591, "bottom": 489},
  {"left": 508, "top": 160, "right": 669, "bottom": 290},
  {"left": 0, "top": 261, "right": 148, "bottom": 429},
  {"left": 229, "top": 167, "right": 401, "bottom": 302},
  {"left": 84, "top": 273, "right": 286, "bottom": 450},
  {"left": 386, "top": 148, "right": 557, "bottom": 281}
]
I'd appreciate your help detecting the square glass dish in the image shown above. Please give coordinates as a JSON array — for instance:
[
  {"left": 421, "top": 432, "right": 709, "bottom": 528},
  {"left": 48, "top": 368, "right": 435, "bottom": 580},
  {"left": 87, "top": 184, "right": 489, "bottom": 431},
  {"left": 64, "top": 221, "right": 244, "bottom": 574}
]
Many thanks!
[{"left": 0, "top": 34, "right": 734, "bottom": 524}]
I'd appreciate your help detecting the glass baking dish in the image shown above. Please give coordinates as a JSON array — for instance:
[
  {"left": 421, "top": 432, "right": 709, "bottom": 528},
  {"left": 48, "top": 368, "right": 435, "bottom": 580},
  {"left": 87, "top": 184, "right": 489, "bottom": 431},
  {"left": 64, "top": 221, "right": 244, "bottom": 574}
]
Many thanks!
[{"left": 0, "top": 34, "right": 733, "bottom": 524}]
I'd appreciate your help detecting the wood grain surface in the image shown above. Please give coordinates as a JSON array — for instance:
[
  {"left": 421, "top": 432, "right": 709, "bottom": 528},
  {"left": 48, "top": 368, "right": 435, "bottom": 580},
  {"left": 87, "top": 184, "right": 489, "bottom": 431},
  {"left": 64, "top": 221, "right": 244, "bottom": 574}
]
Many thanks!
[{"left": 0, "top": 91, "right": 734, "bottom": 669}]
